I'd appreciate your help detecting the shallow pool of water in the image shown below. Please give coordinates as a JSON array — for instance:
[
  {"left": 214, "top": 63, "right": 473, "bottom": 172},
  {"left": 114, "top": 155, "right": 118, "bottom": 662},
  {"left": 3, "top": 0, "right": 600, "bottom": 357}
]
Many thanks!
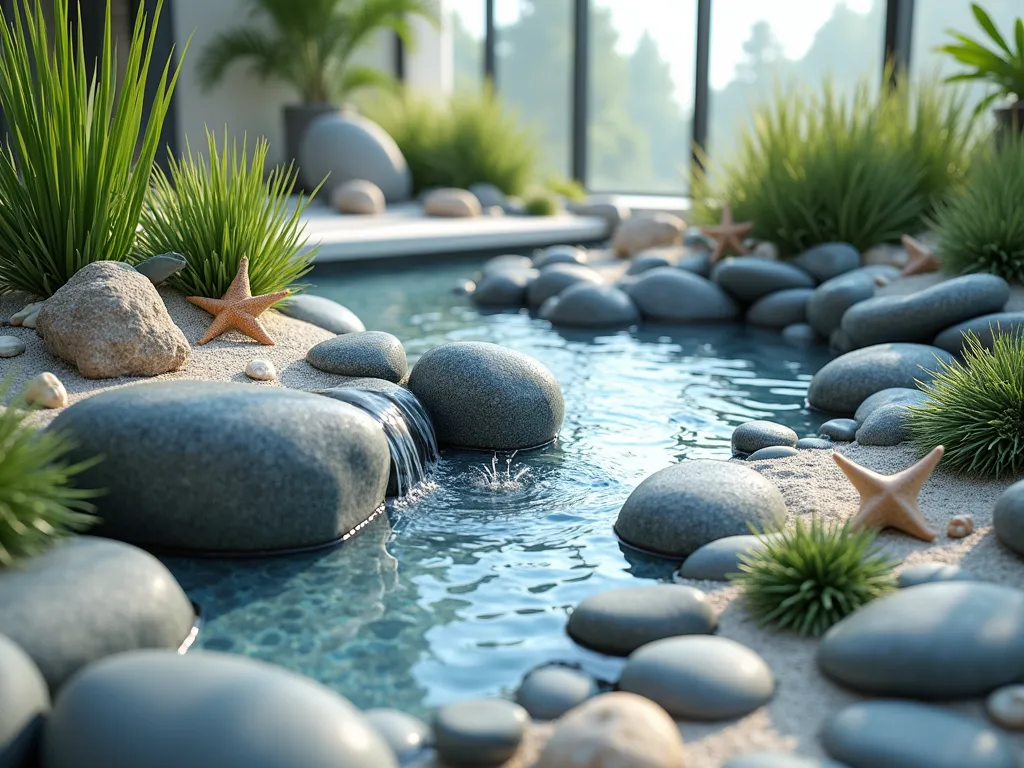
[{"left": 164, "top": 256, "right": 834, "bottom": 717}]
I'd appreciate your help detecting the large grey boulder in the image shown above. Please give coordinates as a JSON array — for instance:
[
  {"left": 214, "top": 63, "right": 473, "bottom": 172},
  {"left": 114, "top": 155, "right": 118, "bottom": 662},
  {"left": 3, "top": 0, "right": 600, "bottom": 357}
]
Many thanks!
[
  {"left": 278, "top": 294, "right": 365, "bottom": 334},
  {"left": 0, "top": 537, "right": 195, "bottom": 692},
  {"left": 47, "top": 382, "right": 390, "bottom": 553},
  {"left": 745, "top": 288, "right": 813, "bottom": 328},
  {"left": 933, "top": 311, "right": 1024, "bottom": 354},
  {"left": 615, "top": 460, "right": 787, "bottom": 558},
  {"left": 790, "top": 242, "right": 860, "bottom": 282},
  {"left": 0, "top": 634, "right": 49, "bottom": 767},
  {"left": 407, "top": 341, "right": 564, "bottom": 450},
  {"left": 841, "top": 274, "right": 1010, "bottom": 348},
  {"left": 539, "top": 283, "right": 640, "bottom": 328},
  {"left": 807, "top": 344, "right": 952, "bottom": 416},
  {"left": 526, "top": 263, "right": 602, "bottom": 308},
  {"left": 306, "top": 331, "right": 407, "bottom": 383},
  {"left": 35, "top": 261, "right": 189, "bottom": 379},
  {"left": 624, "top": 267, "right": 739, "bottom": 323},
  {"left": 806, "top": 266, "right": 899, "bottom": 338},
  {"left": 43, "top": 650, "right": 397, "bottom": 768},
  {"left": 711, "top": 258, "right": 815, "bottom": 304}
]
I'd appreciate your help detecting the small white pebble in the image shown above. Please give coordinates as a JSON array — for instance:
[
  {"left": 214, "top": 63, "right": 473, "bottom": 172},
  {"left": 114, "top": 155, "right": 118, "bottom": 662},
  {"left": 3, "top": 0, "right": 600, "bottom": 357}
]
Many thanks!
[
  {"left": 245, "top": 359, "right": 277, "bottom": 381},
  {"left": 947, "top": 514, "right": 974, "bottom": 538},
  {"left": 10, "top": 300, "right": 44, "bottom": 327},
  {"left": 873, "top": 274, "right": 892, "bottom": 288},
  {"left": 987, "top": 685, "right": 1024, "bottom": 730},
  {"left": 24, "top": 372, "right": 68, "bottom": 409},
  {"left": 0, "top": 335, "right": 26, "bottom": 358}
]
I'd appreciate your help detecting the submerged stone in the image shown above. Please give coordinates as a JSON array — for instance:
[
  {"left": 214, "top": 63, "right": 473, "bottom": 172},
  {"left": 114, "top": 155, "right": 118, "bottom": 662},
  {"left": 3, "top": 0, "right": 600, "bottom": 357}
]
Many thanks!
[{"left": 432, "top": 699, "right": 528, "bottom": 767}]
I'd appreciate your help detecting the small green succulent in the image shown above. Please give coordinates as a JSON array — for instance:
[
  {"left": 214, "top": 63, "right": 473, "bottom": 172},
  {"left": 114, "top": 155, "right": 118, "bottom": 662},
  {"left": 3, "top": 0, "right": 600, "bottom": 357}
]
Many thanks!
[
  {"left": 524, "top": 193, "right": 559, "bottom": 217},
  {"left": 909, "top": 330, "right": 1024, "bottom": 478},
  {"left": 729, "top": 517, "right": 897, "bottom": 637},
  {"left": 0, "top": 380, "right": 100, "bottom": 566}
]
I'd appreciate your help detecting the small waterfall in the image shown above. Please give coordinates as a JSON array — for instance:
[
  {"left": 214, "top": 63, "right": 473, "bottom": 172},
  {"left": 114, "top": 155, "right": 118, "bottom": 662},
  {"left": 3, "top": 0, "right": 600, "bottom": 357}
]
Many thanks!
[{"left": 317, "top": 387, "right": 439, "bottom": 497}]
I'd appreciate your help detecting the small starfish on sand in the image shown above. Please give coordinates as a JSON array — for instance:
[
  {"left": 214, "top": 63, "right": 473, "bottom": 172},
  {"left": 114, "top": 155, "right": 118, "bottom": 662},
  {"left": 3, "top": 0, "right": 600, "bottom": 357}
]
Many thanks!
[
  {"left": 832, "top": 446, "right": 944, "bottom": 542},
  {"left": 899, "top": 234, "right": 941, "bottom": 277},
  {"left": 702, "top": 203, "right": 754, "bottom": 265},
  {"left": 186, "top": 257, "right": 289, "bottom": 345}
]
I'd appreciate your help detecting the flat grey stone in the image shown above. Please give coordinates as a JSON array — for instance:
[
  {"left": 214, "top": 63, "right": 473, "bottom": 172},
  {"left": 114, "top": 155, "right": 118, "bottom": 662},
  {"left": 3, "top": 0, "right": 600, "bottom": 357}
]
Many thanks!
[
  {"left": 711, "top": 258, "right": 815, "bottom": 303},
  {"left": 626, "top": 252, "right": 672, "bottom": 275},
  {"left": 364, "top": 708, "right": 430, "bottom": 759},
  {"left": 897, "top": 562, "right": 978, "bottom": 588},
  {"left": 819, "top": 418, "right": 858, "bottom": 441},
  {"left": 806, "top": 266, "right": 899, "bottom": 338},
  {"left": 408, "top": 341, "right": 564, "bottom": 450},
  {"left": 854, "top": 387, "right": 927, "bottom": 425},
  {"left": 48, "top": 382, "right": 390, "bottom": 553},
  {"left": 526, "top": 263, "right": 602, "bottom": 308},
  {"left": 676, "top": 534, "right": 767, "bottom": 581},
  {"left": 514, "top": 666, "right": 597, "bottom": 721},
  {"left": 791, "top": 242, "right": 860, "bottom": 282},
  {"left": 0, "top": 537, "right": 194, "bottom": 692},
  {"left": 432, "top": 699, "right": 528, "bottom": 767},
  {"left": 676, "top": 250, "right": 712, "bottom": 277},
  {"left": 747, "top": 446, "right": 799, "bottom": 460},
  {"left": 821, "top": 700, "right": 1017, "bottom": 768},
  {"left": 782, "top": 323, "right": 820, "bottom": 347},
  {"left": 842, "top": 274, "right": 1010, "bottom": 348},
  {"left": 746, "top": 288, "right": 814, "bottom": 328},
  {"left": 468, "top": 182, "right": 505, "bottom": 209},
  {"left": 480, "top": 254, "right": 534, "bottom": 277},
  {"left": 807, "top": 344, "right": 951, "bottom": 416},
  {"left": 615, "top": 460, "right": 787, "bottom": 558},
  {"left": 625, "top": 267, "right": 739, "bottom": 322},
  {"left": 306, "top": 331, "right": 408, "bottom": 383},
  {"left": 933, "top": 311, "right": 1024, "bottom": 354},
  {"left": 43, "top": 650, "right": 396, "bottom": 768},
  {"left": 796, "top": 437, "right": 832, "bottom": 450},
  {"left": 533, "top": 244, "right": 588, "bottom": 269},
  {"left": 567, "top": 584, "right": 716, "bottom": 656},
  {"left": 732, "top": 420, "right": 798, "bottom": 454},
  {"left": 278, "top": 294, "right": 366, "bottom": 334},
  {"left": 133, "top": 252, "right": 186, "bottom": 286},
  {"left": 993, "top": 480, "right": 1024, "bottom": 557},
  {"left": 855, "top": 403, "right": 913, "bottom": 446},
  {"left": 725, "top": 753, "right": 849, "bottom": 768},
  {"left": 539, "top": 283, "right": 639, "bottom": 328},
  {"left": 472, "top": 270, "right": 536, "bottom": 306},
  {"left": 818, "top": 582, "right": 1024, "bottom": 698},
  {"left": 619, "top": 636, "right": 775, "bottom": 720},
  {"left": 0, "top": 633, "right": 49, "bottom": 767}
]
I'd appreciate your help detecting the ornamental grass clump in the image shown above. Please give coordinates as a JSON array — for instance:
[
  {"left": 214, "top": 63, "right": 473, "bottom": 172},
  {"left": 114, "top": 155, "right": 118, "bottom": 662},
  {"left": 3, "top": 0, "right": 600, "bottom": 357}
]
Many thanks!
[
  {"left": 136, "top": 130, "right": 319, "bottom": 299},
  {"left": 0, "top": 0, "right": 182, "bottom": 297},
  {"left": 729, "top": 517, "right": 897, "bottom": 637},
  {"left": 0, "top": 380, "right": 99, "bottom": 566},
  {"left": 909, "top": 330, "right": 1024, "bottom": 478},
  {"left": 932, "top": 133, "right": 1024, "bottom": 283}
]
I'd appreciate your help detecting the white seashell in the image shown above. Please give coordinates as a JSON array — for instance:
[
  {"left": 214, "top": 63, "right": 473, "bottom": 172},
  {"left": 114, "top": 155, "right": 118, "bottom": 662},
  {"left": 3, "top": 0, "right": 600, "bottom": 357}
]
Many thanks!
[
  {"left": 245, "top": 359, "right": 277, "bottom": 381},
  {"left": 947, "top": 514, "right": 974, "bottom": 538},
  {"left": 0, "top": 335, "right": 26, "bottom": 358},
  {"left": 10, "top": 300, "right": 44, "bottom": 327},
  {"left": 24, "top": 372, "right": 68, "bottom": 409},
  {"left": 987, "top": 684, "right": 1024, "bottom": 730}
]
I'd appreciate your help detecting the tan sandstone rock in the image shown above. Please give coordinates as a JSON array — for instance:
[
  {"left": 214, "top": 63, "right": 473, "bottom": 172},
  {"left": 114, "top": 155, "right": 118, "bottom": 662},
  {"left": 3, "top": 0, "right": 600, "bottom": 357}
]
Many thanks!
[
  {"left": 24, "top": 372, "right": 67, "bottom": 409},
  {"left": 35, "top": 261, "right": 190, "bottom": 379},
  {"left": 332, "top": 179, "right": 386, "bottom": 215},
  {"left": 611, "top": 213, "right": 684, "bottom": 258},
  {"left": 423, "top": 188, "right": 482, "bottom": 218}
]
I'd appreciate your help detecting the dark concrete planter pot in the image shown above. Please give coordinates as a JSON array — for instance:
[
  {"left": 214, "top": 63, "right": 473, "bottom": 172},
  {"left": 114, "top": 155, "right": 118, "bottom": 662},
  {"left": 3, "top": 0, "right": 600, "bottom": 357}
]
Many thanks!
[
  {"left": 284, "top": 103, "right": 339, "bottom": 180},
  {"left": 994, "top": 101, "right": 1024, "bottom": 145}
]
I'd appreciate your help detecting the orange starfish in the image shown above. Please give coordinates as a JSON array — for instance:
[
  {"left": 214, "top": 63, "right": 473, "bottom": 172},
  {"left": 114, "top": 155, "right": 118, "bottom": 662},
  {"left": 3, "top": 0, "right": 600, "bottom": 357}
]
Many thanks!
[
  {"left": 899, "top": 234, "right": 941, "bottom": 277},
  {"left": 832, "top": 446, "right": 944, "bottom": 542},
  {"left": 186, "top": 257, "right": 290, "bottom": 345},
  {"left": 702, "top": 203, "right": 754, "bottom": 265}
]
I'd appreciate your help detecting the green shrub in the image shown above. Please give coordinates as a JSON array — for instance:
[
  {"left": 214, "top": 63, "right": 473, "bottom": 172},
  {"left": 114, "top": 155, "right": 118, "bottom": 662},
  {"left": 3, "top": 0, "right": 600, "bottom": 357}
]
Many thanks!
[
  {"left": 909, "top": 330, "right": 1024, "bottom": 478},
  {"left": 524, "top": 193, "right": 558, "bottom": 216},
  {"left": 136, "top": 130, "right": 318, "bottom": 299},
  {"left": 729, "top": 517, "right": 897, "bottom": 637},
  {"left": 365, "top": 85, "right": 538, "bottom": 196},
  {"left": 932, "top": 133, "right": 1024, "bottom": 282},
  {"left": 0, "top": 0, "right": 183, "bottom": 297},
  {"left": 0, "top": 380, "right": 99, "bottom": 566},
  {"left": 694, "top": 74, "right": 976, "bottom": 257},
  {"left": 545, "top": 176, "right": 586, "bottom": 202}
]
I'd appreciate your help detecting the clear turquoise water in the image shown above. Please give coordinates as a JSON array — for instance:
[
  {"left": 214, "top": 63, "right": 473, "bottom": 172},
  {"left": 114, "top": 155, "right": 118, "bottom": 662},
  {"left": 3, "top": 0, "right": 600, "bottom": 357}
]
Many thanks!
[{"left": 164, "top": 256, "right": 833, "bottom": 717}]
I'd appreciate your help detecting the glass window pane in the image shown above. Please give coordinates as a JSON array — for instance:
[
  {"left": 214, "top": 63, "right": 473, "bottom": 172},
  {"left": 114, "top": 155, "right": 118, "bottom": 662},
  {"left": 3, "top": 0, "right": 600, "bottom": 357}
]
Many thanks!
[
  {"left": 587, "top": 0, "right": 697, "bottom": 194},
  {"left": 707, "top": 0, "right": 885, "bottom": 163},
  {"left": 911, "top": 0, "right": 1022, "bottom": 122},
  {"left": 494, "top": 0, "right": 574, "bottom": 178},
  {"left": 448, "top": 0, "right": 485, "bottom": 93}
]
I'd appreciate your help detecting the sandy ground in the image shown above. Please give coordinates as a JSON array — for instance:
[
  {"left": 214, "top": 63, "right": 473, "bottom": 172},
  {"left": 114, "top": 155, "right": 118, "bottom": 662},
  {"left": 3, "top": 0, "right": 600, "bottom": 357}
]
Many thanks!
[{"left": 0, "top": 289, "right": 364, "bottom": 428}]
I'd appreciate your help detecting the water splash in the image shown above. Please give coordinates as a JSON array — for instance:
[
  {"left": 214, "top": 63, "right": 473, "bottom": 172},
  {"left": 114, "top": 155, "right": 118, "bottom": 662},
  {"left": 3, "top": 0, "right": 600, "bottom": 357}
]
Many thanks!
[
  {"left": 473, "top": 451, "right": 531, "bottom": 492},
  {"left": 317, "top": 387, "right": 438, "bottom": 498}
]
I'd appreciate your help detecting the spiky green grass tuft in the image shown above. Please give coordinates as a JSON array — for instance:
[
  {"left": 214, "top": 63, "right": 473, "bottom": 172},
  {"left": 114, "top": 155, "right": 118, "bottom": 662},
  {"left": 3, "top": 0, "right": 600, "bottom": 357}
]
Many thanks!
[
  {"left": 0, "top": 0, "right": 183, "bottom": 297},
  {"left": 136, "top": 129, "right": 319, "bottom": 299},
  {"left": 933, "top": 132, "right": 1024, "bottom": 283},
  {"left": 729, "top": 517, "right": 897, "bottom": 637},
  {"left": 909, "top": 330, "right": 1024, "bottom": 478},
  {"left": 0, "top": 380, "right": 100, "bottom": 566}
]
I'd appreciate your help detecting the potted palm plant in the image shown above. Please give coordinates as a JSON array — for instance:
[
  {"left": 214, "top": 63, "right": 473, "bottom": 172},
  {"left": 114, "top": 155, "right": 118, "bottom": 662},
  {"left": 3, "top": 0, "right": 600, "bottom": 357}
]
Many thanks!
[
  {"left": 938, "top": 3, "right": 1024, "bottom": 136},
  {"left": 197, "top": 0, "right": 437, "bottom": 168}
]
